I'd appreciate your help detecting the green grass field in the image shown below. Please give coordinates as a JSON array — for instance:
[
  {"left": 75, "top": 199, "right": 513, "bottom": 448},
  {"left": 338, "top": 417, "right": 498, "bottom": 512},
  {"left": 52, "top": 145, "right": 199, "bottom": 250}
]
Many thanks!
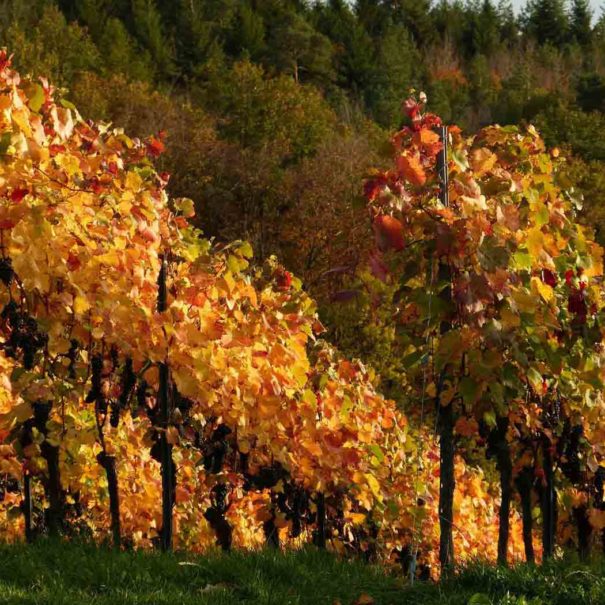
[{"left": 0, "top": 541, "right": 602, "bottom": 605}]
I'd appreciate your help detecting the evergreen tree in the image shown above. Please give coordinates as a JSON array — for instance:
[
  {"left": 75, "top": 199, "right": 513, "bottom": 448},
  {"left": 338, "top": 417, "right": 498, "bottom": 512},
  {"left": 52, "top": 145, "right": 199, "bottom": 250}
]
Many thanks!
[
  {"left": 228, "top": 2, "right": 266, "bottom": 60},
  {"left": 569, "top": 0, "right": 592, "bottom": 45},
  {"left": 314, "top": 0, "right": 376, "bottom": 97},
  {"left": 60, "top": 0, "right": 108, "bottom": 36},
  {"left": 523, "top": 0, "right": 570, "bottom": 46},
  {"left": 370, "top": 23, "right": 421, "bottom": 126},
  {"left": 167, "top": 0, "right": 231, "bottom": 81},
  {"left": 432, "top": 0, "right": 468, "bottom": 49},
  {"left": 497, "top": 0, "right": 520, "bottom": 42},
  {"left": 390, "top": 0, "right": 437, "bottom": 47},
  {"left": 576, "top": 72, "right": 605, "bottom": 111},
  {"left": 465, "top": 0, "right": 502, "bottom": 56},
  {"left": 98, "top": 17, "right": 152, "bottom": 81},
  {"left": 355, "top": 0, "right": 391, "bottom": 38},
  {"left": 131, "top": 0, "right": 175, "bottom": 80}
]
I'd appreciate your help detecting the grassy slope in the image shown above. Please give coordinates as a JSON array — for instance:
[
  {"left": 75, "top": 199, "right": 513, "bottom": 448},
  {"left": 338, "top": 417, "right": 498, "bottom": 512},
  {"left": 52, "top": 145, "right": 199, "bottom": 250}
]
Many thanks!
[{"left": 0, "top": 541, "right": 602, "bottom": 605}]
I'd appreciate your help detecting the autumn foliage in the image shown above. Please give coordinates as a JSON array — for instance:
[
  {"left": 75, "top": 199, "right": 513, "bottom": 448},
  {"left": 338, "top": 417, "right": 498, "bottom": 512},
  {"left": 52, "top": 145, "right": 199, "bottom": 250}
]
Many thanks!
[
  {"left": 0, "top": 50, "right": 603, "bottom": 581},
  {"left": 363, "top": 93, "right": 605, "bottom": 567}
]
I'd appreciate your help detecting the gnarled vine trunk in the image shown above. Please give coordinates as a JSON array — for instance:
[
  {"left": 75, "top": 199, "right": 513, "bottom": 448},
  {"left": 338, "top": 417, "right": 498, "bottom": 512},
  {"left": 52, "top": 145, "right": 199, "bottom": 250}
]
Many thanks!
[
  {"left": 495, "top": 417, "right": 512, "bottom": 566},
  {"left": 315, "top": 492, "right": 326, "bottom": 549},
  {"left": 516, "top": 468, "right": 535, "bottom": 563},
  {"left": 34, "top": 402, "right": 64, "bottom": 536},
  {"left": 541, "top": 437, "right": 556, "bottom": 560},
  {"left": 263, "top": 496, "right": 280, "bottom": 549},
  {"left": 573, "top": 504, "right": 591, "bottom": 561}
]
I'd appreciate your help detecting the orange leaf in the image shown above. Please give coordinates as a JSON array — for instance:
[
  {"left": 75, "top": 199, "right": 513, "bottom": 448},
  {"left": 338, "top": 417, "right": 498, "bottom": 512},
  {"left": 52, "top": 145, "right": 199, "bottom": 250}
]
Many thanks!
[
  {"left": 396, "top": 152, "right": 426, "bottom": 186},
  {"left": 373, "top": 215, "right": 405, "bottom": 252}
]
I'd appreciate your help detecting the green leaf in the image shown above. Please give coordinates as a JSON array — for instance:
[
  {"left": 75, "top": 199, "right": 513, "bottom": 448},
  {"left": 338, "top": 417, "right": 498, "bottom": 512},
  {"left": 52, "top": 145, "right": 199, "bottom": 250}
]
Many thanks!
[
  {"left": 10, "top": 367, "right": 26, "bottom": 383},
  {"left": 459, "top": 376, "right": 480, "bottom": 408},
  {"left": 483, "top": 409, "right": 497, "bottom": 428},
  {"left": 527, "top": 367, "right": 543, "bottom": 392},
  {"left": 238, "top": 241, "right": 254, "bottom": 259},
  {"left": 435, "top": 330, "right": 463, "bottom": 370},
  {"left": 535, "top": 204, "right": 549, "bottom": 227},
  {"left": 489, "top": 382, "right": 504, "bottom": 406},
  {"left": 468, "top": 594, "right": 491, "bottom": 605},
  {"left": 452, "top": 148, "right": 469, "bottom": 171},
  {"left": 227, "top": 254, "right": 242, "bottom": 274},
  {"left": 513, "top": 250, "right": 532, "bottom": 270},
  {"left": 0, "top": 132, "right": 11, "bottom": 156},
  {"left": 368, "top": 444, "right": 385, "bottom": 463},
  {"left": 27, "top": 83, "right": 45, "bottom": 112},
  {"left": 60, "top": 98, "right": 77, "bottom": 110},
  {"left": 173, "top": 197, "right": 195, "bottom": 217},
  {"left": 402, "top": 350, "right": 424, "bottom": 369}
]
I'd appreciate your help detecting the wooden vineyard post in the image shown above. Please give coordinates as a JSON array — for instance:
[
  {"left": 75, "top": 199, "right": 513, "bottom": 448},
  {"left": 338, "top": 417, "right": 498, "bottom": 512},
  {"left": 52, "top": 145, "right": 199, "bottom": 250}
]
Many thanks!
[
  {"left": 435, "top": 125, "right": 455, "bottom": 573},
  {"left": 316, "top": 492, "right": 326, "bottom": 549},
  {"left": 157, "top": 254, "right": 174, "bottom": 551},
  {"left": 23, "top": 470, "right": 33, "bottom": 543},
  {"left": 496, "top": 417, "right": 513, "bottom": 566},
  {"left": 541, "top": 435, "right": 556, "bottom": 559}
]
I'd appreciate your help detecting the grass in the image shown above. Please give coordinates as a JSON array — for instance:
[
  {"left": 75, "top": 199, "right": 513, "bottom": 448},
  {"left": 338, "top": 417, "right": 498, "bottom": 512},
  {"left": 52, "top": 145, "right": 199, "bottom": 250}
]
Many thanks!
[
  {"left": 0, "top": 541, "right": 602, "bottom": 604},
  {"left": 0, "top": 540, "right": 402, "bottom": 605}
]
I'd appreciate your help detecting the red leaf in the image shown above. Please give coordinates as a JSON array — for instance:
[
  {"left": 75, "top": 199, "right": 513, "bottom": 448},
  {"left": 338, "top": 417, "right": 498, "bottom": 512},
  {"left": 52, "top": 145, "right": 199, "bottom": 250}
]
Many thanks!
[
  {"left": 541, "top": 269, "right": 557, "bottom": 287},
  {"left": 0, "top": 50, "right": 12, "bottom": 72},
  {"left": 363, "top": 174, "right": 388, "bottom": 201},
  {"left": 10, "top": 188, "right": 29, "bottom": 203},
  {"left": 67, "top": 252, "right": 81, "bottom": 271},
  {"left": 275, "top": 268, "right": 292, "bottom": 291},
  {"left": 146, "top": 136, "right": 165, "bottom": 158},
  {"left": 568, "top": 289, "right": 587, "bottom": 318},
  {"left": 49, "top": 144, "right": 65, "bottom": 156}
]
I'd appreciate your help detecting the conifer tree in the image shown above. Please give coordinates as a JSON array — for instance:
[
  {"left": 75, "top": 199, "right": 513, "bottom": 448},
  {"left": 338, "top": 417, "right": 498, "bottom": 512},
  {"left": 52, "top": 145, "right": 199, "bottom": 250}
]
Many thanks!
[
  {"left": 569, "top": 0, "right": 593, "bottom": 46},
  {"left": 523, "top": 0, "right": 570, "bottom": 46}
]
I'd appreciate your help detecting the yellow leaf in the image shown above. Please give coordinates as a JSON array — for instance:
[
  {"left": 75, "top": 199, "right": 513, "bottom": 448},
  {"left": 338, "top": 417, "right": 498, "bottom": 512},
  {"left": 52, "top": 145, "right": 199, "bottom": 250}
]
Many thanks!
[
  {"left": 73, "top": 295, "right": 91, "bottom": 315},
  {"left": 512, "top": 289, "right": 536, "bottom": 314},
  {"left": 365, "top": 473, "right": 381, "bottom": 500},
  {"left": 172, "top": 368, "right": 198, "bottom": 398},
  {"left": 526, "top": 228, "right": 544, "bottom": 259},
  {"left": 470, "top": 148, "right": 497, "bottom": 176},
  {"left": 349, "top": 512, "right": 367, "bottom": 525},
  {"left": 500, "top": 307, "right": 520, "bottom": 329},
  {"left": 125, "top": 171, "right": 142, "bottom": 192},
  {"left": 531, "top": 277, "right": 554, "bottom": 303}
]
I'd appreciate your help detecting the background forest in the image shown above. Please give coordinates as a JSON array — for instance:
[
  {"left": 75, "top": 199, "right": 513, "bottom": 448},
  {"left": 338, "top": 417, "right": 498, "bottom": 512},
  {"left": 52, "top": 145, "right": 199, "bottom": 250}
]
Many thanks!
[{"left": 2, "top": 0, "right": 605, "bottom": 403}]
